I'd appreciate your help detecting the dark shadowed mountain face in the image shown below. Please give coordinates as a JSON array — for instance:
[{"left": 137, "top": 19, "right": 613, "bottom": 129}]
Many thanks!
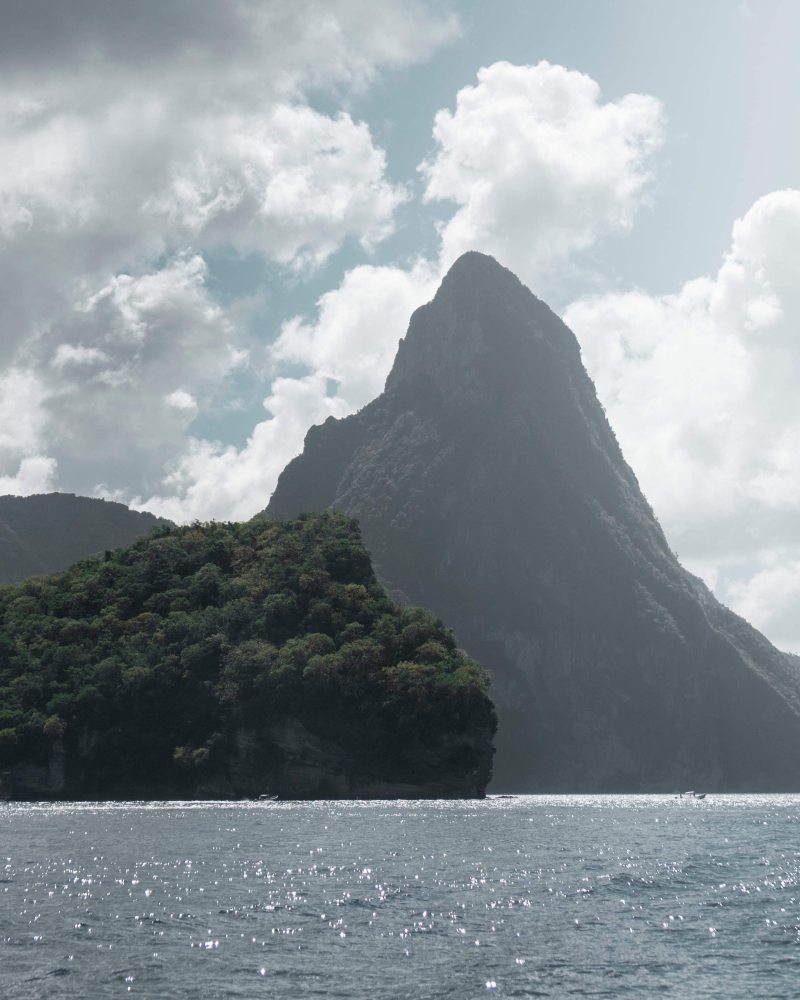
[
  {"left": 0, "top": 493, "right": 168, "bottom": 584},
  {"left": 266, "top": 251, "right": 800, "bottom": 792}
]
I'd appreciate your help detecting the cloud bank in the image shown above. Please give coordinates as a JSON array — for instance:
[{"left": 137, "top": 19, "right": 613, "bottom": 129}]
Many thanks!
[
  {"left": 0, "top": 0, "right": 452, "bottom": 498},
  {"left": 565, "top": 189, "right": 800, "bottom": 649}
]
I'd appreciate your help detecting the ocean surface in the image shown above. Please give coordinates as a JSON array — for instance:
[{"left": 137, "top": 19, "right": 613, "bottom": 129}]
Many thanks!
[{"left": 2, "top": 795, "right": 799, "bottom": 999}]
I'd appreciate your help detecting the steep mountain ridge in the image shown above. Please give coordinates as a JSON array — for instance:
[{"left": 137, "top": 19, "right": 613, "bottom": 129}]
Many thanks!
[
  {"left": 266, "top": 252, "right": 800, "bottom": 791},
  {"left": 0, "top": 493, "right": 168, "bottom": 585}
]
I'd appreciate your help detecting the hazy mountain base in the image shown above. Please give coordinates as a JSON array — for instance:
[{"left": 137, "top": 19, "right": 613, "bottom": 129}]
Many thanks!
[
  {"left": 0, "top": 492, "right": 169, "bottom": 585},
  {"left": 0, "top": 513, "right": 495, "bottom": 800},
  {"left": 266, "top": 252, "right": 800, "bottom": 792}
]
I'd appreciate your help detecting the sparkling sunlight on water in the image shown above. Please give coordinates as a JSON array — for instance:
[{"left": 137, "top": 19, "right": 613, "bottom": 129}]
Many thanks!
[{"left": 2, "top": 795, "right": 799, "bottom": 998}]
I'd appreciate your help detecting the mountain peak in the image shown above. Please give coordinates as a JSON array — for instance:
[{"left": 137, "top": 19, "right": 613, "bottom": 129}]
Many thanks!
[
  {"left": 436, "top": 251, "right": 547, "bottom": 308},
  {"left": 385, "top": 252, "right": 573, "bottom": 399},
  {"left": 266, "top": 257, "right": 800, "bottom": 791},
  {"left": 439, "top": 249, "right": 509, "bottom": 281},
  {"left": 432, "top": 251, "right": 538, "bottom": 311}
]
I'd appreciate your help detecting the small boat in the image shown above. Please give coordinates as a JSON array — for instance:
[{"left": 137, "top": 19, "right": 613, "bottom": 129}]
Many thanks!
[
  {"left": 693, "top": 792, "right": 706, "bottom": 800},
  {"left": 258, "top": 793, "right": 279, "bottom": 802}
]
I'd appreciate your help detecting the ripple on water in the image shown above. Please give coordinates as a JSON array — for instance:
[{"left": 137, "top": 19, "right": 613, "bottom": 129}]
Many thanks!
[{"left": 2, "top": 796, "right": 800, "bottom": 997}]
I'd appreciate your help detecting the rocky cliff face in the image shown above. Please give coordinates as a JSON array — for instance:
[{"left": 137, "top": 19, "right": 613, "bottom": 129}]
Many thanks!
[
  {"left": 0, "top": 493, "right": 168, "bottom": 584},
  {"left": 195, "top": 719, "right": 494, "bottom": 800},
  {"left": 2, "top": 719, "right": 493, "bottom": 801},
  {"left": 267, "top": 251, "right": 800, "bottom": 792},
  {"left": 0, "top": 739, "right": 66, "bottom": 800}
]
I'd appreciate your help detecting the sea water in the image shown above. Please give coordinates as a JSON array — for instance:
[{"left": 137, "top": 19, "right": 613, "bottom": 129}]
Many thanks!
[{"left": 1, "top": 795, "right": 799, "bottom": 998}]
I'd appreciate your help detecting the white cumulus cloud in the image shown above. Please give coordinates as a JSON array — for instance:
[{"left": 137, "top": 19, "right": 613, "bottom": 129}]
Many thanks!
[
  {"left": 134, "top": 259, "right": 438, "bottom": 522},
  {"left": 0, "top": 0, "right": 453, "bottom": 500},
  {"left": 0, "top": 456, "right": 58, "bottom": 497},
  {"left": 564, "top": 189, "right": 800, "bottom": 649},
  {"left": 51, "top": 345, "right": 109, "bottom": 369},
  {"left": 29, "top": 255, "right": 246, "bottom": 495},
  {"left": 421, "top": 60, "right": 665, "bottom": 286},
  {"left": 0, "top": 368, "right": 50, "bottom": 455},
  {"left": 134, "top": 374, "right": 351, "bottom": 523},
  {"left": 151, "top": 106, "right": 406, "bottom": 270},
  {"left": 274, "top": 259, "right": 438, "bottom": 408},
  {"left": 165, "top": 390, "right": 198, "bottom": 413}
]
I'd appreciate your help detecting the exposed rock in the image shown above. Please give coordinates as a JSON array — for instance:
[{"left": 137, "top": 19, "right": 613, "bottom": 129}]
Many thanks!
[
  {"left": 225, "top": 718, "right": 494, "bottom": 799},
  {"left": 6, "top": 739, "right": 66, "bottom": 799},
  {"left": 2, "top": 719, "right": 493, "bottom": 801}
]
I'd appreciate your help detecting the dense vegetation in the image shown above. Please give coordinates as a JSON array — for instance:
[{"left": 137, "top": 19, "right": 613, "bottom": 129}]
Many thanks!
[{"left": 0, "top": 512, "right": 495, "bottom": 797}]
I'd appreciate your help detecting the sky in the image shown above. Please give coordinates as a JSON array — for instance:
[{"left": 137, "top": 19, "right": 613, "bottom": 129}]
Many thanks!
[{"left": 2, "top": 0, "right": 800, "bottom": 649}]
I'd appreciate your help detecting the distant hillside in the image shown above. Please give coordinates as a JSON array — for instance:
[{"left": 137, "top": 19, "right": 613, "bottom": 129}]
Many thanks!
[
  {"left": 266, "top": 251, "right": 800, "bottom": 792},
  {"left": 0, "top": 493, "right": 168, "bottom": 584},
  {"left": 0, "top": 513, "right": 495, "bottom": 800}
]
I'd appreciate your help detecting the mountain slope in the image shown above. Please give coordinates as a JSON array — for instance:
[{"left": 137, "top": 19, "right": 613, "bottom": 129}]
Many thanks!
[
  {"left": 266, "top": 251, "right": 800, "bottom": 791},
  {"left": 0, "top": 493, "right": 168, "bottom": 584}
]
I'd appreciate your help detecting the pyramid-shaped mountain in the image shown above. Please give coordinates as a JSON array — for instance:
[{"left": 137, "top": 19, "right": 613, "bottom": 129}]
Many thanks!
[{"left": 265, "top": 252, "right": 800, "bottom": 791}]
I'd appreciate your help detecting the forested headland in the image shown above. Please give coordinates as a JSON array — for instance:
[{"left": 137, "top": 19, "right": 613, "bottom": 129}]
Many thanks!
[{"left": 0, "top": 513, "right": 495, "bottom": 799}]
